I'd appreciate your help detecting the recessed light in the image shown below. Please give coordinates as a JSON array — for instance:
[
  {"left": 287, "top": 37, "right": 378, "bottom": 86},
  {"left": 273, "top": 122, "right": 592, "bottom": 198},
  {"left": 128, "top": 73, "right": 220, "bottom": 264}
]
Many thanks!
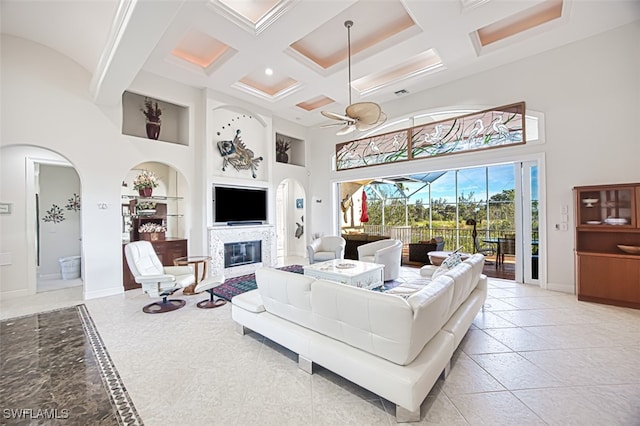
[{"left": 265, "top": 68, "right": 274, "bottom": 76}]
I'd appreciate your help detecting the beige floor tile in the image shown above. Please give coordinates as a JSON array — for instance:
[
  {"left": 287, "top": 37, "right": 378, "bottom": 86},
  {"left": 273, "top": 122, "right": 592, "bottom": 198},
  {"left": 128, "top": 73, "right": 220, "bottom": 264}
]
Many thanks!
[
  {"left": 459, "top": 328, "right": 513, "bottom": 354},
  {"left": 440, "top": 351, "right": 505, "bottom": 395},
  {"left": 514, "top": 384, "right": 640, "bottom": 425},
  {"left": 472, "top": 310, "right": 518, "bottom": 329},
  {"left": 448, "top": 391, "right": 545, "bottom": 425},
  {"left": 470, "top": 352, "right": 566, "bottom": 390},
  {"left": 483, "top": 326, "right": 559, "bottom": 351}
]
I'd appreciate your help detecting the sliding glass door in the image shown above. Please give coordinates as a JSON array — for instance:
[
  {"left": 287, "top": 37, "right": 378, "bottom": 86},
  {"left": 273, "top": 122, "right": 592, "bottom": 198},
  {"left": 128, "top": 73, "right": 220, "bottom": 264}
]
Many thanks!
[{"left": 516, "top": 161, "right": 540, "bottom": 285}]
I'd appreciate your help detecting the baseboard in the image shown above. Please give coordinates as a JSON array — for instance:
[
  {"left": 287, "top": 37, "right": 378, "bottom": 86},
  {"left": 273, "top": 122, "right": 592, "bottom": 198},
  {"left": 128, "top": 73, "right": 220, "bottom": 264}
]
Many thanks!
[
  {"left": 0, "top": 288, "right": 32, "bottom": 301},
  {"left": 84, "top": 286, "right": 123, "bottom": 300},
  {"left": 546, "top": 281, "right": 575, "bottom": 294}
]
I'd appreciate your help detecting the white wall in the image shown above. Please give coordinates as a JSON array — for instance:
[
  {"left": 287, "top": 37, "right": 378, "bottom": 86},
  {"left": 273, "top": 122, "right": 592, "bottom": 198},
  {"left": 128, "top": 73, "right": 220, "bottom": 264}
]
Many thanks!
[
  {"left": 0, "top": 35, "right": 204, "bottom": 299},
  {"left": 307, "top": 21, "right": 640, "bottom": 292}
]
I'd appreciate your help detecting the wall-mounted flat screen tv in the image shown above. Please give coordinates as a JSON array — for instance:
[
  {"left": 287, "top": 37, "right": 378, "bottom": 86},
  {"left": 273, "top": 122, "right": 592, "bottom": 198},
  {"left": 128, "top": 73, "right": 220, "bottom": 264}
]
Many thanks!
[{"left": 213, "top": 185, "right": 267, "bottom": 224}]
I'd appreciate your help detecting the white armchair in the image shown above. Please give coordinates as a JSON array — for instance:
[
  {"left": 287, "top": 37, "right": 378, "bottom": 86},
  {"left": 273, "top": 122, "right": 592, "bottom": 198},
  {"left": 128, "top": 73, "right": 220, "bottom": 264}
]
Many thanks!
[
  {"left": 357, "top": 239, "right": 403, "bottom": 281},
  {"left": 124, "top": 241, "right": 195, "bottom": 313},
  {"left": 307, "top": 236, "right": 346, "bottom": 264}
]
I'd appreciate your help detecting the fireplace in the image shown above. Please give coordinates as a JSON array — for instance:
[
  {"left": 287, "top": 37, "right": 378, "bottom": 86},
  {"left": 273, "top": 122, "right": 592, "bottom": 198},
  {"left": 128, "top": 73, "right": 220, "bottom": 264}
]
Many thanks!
[
  {"left": 224, "top": 240, "right": 261, "bottom": 268},
  {"left": 208, "top": 224, "right": 276, "bottom": 278}
]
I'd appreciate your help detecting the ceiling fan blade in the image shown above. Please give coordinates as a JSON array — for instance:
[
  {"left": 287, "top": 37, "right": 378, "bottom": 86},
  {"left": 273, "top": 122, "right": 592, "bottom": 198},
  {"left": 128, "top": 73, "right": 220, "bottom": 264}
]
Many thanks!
[
  {"left": 336, "top": 124, "right": 356, "bottom": 136},
  {"left": 346, "top": 102, "right": 381, "bottom": 125},
  {"left": 321, "top": 110, "right": 355, "bottom": 122},
  {"left": 320, "top": 122, "right": 347, "bottom": 128},
  {"left": 355, "top": 112, "right": 387, "bottom": 131}
]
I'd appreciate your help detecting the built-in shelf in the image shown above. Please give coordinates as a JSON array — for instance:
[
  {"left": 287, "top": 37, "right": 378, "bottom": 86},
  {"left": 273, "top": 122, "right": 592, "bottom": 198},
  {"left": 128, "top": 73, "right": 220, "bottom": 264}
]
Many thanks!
[
  {"left": 122, "top": 91, "right": 189, "bottom": 146},
  {"left": 275, "top": 133, "right": 304, "bottom": 167}
]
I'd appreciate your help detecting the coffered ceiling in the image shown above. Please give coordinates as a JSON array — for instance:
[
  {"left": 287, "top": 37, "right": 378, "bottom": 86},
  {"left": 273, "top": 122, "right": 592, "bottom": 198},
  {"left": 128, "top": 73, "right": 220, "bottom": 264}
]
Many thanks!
[{"left": 2, "top": 0, "right": 639, "bottom": 128}]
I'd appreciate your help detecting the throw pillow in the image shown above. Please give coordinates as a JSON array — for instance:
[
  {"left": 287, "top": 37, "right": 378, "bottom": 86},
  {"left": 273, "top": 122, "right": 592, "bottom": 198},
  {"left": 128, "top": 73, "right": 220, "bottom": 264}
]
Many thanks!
[{"left": 432, "top": 252, "right": 462, "bottom": 279}]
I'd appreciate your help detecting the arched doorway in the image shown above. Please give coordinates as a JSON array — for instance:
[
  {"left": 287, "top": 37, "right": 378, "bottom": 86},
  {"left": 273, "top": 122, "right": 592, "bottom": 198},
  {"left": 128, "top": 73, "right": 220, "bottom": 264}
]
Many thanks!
[
  {"left": 275, "top": 178, "right": 306, "bottom": 262},
  {"left": 0, "top": 145, "right": 83, "bottom": 297}
]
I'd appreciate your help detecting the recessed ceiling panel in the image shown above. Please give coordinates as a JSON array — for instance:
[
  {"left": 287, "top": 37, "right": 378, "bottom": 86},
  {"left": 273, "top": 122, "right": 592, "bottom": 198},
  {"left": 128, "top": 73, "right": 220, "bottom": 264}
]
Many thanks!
[
  {"left": 210, "top": 0, "right": 294, "bottom": 35},
  {"left": 171, "top": 29, "right": 231, "bottom": 68},
  {"left": 476, "top": 0, "right": 564, "bottom": 47},
  {"left": 237, "top": 68, "right": 300, "bottom": 99},
  {"left": 296, "top": 96, "right": 335, "bottom": 112},
  {"left": 351, "top": 49, "right": 444, "bottom": 95},
  {"left": 218, "top": 0, "right": 281, "bottom": 23},
  {"left": 289, "top": 1, "right": 417, "bottom": 70}
]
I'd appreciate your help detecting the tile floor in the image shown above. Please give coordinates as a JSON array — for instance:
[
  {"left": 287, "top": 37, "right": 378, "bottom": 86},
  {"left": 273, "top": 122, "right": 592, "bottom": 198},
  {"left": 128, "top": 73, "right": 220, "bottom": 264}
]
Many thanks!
[{"left": 1, "top": 260, "right": 639, "bottom": 425}]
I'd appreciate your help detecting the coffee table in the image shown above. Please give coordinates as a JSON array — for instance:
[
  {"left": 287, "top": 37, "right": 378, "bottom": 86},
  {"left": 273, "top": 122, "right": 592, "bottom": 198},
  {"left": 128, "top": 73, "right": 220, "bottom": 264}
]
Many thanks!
[
  {"left": 427, "top": 250, "right": 470, "bottom": 266},
  {"left": 303, "top": 259, "right": 384, "bottom": 290}
]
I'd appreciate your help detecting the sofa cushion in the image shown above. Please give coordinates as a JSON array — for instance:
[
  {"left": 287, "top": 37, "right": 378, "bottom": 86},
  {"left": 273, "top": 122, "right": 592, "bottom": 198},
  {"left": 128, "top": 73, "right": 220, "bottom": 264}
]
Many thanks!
[
  {"left": 232, "top": 289, "right": 265, "bottom": 313},
  {"left": 311, "top": 276, "right": 454, "bottom": 366},
  {"left": 255, "top": 268, "right": 315, "bottom": 328}
]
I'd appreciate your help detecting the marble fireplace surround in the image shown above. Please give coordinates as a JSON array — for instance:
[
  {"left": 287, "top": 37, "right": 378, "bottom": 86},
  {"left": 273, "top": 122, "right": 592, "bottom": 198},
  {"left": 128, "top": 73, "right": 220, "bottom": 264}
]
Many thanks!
[{"left": 208, "top": 224, "right": 276, "bottom": 278}]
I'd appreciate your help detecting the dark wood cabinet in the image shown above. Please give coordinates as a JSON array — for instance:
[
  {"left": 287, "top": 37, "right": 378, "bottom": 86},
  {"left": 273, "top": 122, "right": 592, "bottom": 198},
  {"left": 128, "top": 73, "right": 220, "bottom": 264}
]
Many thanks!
[
  {"left": 122, "top": 238, "right": 187, "bottom": 290},
  {"left": 574, "top": 183, "right": 640, "bottom": 308}
]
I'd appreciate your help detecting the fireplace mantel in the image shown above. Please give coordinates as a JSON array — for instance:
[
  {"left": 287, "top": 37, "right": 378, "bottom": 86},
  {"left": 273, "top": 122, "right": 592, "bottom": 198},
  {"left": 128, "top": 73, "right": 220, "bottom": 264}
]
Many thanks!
[{"left": 208, "top": 224, "right": 276, "bottom": 278}]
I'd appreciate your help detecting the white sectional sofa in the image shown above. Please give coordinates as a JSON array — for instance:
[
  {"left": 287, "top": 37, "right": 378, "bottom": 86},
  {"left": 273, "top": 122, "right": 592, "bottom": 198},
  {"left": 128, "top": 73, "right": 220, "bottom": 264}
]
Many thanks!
[{"left": 231, "top": 253, "right": 487, "bottom": 422}]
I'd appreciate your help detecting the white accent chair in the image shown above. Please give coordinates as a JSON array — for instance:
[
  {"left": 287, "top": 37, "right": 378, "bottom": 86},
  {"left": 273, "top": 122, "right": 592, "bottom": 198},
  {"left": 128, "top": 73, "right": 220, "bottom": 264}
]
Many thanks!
[
  {"left": 306, "top": 236, "right": 346, "bottom": 264},
  {"left": 357, "top": 239, "right": 403, "bottom": 281},
  {"left": 124, "top": 241, "right": 195, "bottom": 313}
]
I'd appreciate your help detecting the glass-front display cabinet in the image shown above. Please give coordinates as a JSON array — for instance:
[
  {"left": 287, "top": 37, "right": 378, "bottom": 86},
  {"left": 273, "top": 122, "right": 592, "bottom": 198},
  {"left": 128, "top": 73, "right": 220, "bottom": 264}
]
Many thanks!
[{"left": 574, "top": 183, "right": 640, "bottom": 309}]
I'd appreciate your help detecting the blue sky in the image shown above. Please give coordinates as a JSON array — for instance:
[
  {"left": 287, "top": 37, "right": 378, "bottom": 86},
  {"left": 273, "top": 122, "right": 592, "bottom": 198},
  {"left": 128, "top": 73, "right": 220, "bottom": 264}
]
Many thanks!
[
  {"left": 405, "top": 164, "right": 516, "bottom": 204},
  {"left": 366, "top": 163, "right": 539, "bottom": 204}
]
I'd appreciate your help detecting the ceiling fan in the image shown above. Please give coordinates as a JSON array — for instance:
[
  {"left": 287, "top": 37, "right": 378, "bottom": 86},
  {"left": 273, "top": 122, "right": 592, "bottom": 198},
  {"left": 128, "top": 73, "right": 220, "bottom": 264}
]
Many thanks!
[{"left": 321, "top": 20, "right": 387, "bottom": 136}]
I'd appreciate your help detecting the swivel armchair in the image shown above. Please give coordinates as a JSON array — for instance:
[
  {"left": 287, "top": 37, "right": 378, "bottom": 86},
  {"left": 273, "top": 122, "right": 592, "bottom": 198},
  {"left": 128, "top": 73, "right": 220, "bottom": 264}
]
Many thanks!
[
  {"left": 357, "top": 239, "right": 403, "bottom": 281},
  {"left": 124, "top": 241, "right": 195, "bottom": 313},
  {"left": 307, "top": 236, "right": 346, "bottom": 264}
]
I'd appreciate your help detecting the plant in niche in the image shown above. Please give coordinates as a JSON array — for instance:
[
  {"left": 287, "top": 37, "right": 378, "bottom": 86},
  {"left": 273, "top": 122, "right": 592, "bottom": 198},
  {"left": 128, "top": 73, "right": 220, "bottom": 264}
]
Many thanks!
[
  {"left": 276, "top": 138, "right": 290, "bottom": 154},
  {"left": 275, "top": 138, "right": 290, "bottom": 163},
  {"left": 133, "top": 170, "right": 159, "bottom": 190},
  {"left": 141, "top": 97, "right": 162, "bottom": 122}
]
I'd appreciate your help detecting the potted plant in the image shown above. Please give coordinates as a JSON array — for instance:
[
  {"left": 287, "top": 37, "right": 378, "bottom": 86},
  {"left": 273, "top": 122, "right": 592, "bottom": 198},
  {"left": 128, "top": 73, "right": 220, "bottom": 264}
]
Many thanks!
[
  {"left": 141, "top": 97, "right": 162, "bottom": 140},
  {"left": 133, "top": 170, "right": 159, "bottom": 197},
  {"left": 276, "top": 138, "right": 290, "bottom": 163}
]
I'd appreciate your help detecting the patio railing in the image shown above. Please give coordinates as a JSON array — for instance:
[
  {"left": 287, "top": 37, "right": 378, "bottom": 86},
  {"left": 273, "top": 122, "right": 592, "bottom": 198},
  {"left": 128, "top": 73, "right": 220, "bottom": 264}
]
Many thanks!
[{"left": 350, "top": 225, "right": 527, "bottom": 254}]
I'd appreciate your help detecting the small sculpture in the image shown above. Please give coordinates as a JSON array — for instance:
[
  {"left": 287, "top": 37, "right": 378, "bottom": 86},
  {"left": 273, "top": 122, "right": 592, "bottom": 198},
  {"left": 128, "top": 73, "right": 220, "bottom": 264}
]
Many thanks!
[{"left": 217, "top": 129, "right": 263, "bottom": 178}]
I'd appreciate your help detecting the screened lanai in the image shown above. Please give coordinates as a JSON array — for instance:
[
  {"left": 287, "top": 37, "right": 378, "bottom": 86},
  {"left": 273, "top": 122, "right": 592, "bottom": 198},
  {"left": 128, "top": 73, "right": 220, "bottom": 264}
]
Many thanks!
[{"left": 338, "top": 163, "right": 531, "bottom": 280}]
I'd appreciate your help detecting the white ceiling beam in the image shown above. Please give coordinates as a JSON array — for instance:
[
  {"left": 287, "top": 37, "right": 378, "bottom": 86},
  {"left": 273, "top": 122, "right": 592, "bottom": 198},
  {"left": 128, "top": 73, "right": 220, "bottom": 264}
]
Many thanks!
[{"left": 90, "top": 0, "right": 185, "bottom": 105}]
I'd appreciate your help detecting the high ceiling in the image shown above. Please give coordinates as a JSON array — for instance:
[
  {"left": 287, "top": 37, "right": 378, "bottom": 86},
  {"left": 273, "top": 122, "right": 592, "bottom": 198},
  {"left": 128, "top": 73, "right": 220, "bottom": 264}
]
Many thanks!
[{"left": 2, "top": 0, "right": 639, "bottom": 128}]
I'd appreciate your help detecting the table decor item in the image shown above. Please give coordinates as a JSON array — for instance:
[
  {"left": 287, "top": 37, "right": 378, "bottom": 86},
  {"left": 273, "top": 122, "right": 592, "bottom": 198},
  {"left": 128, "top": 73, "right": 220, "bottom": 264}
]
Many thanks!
[{"left": 582, "top": 198, "right": 598, "bottom": 207}]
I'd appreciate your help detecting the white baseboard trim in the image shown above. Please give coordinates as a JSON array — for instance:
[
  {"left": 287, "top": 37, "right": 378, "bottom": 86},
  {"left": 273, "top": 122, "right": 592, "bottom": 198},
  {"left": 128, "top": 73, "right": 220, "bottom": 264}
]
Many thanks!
[
  {"left": 0, "top": 288, "right": 31, "bottom": 300},
  {"left": 84, "top": 286, "right": 123, "bottom": 300},
  {"left": 546, "top": 281, "right": 575, "bottom": 294}
]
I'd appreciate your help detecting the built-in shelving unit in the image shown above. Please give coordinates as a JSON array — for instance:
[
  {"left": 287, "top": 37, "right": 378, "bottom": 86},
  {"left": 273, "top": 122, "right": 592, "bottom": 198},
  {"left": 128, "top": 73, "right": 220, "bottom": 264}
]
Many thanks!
[
  {"left": 121, "top": 195, "right": 183, "bottom": 242},
  {"left": 574, "top": 182, "right": 640, "bottom": 308},
  {"left": 122, "top": 91, "right": 189, "bottom": 145},
  {"left": 275, "top": 133, "right": 305, "bottom": 166}
]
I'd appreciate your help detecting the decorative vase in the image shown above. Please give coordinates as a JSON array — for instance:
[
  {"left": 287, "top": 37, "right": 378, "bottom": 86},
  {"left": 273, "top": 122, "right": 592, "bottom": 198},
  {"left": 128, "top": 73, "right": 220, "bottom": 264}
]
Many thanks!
[
  {"left": 146, "top": 120, "right": 161, "bottom": 140},
  {"left": 139, "top": 187, "right": 153, "bottom": 197},
  {"left": 276, "top": 152, "right": 289, "bottom": 163}
]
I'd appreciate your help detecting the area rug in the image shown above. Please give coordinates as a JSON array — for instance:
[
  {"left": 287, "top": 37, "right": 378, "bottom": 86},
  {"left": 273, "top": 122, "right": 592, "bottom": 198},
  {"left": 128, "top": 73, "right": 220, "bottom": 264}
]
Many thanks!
[
  {"left": 0, "top": 305, "right": 142, "bottom": 425},
  {"left": 212, "top": 265, "right": 304, "bottom": 301}
]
